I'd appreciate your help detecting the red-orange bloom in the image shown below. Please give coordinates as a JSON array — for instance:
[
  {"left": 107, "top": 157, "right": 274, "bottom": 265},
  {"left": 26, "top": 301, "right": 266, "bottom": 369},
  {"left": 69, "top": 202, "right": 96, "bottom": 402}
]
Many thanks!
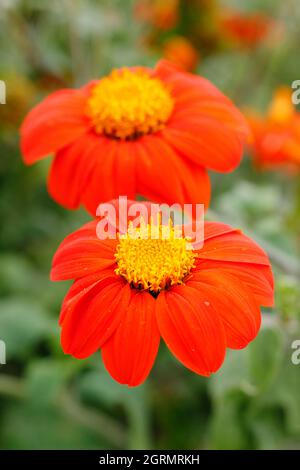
[
  {"left": 220, "top": 11, "right": 274, "bottom": 48},
  {"left": 51, "top": 200, "right": 274, "bottom": 386},
  {"left": 20, "top": 60, "right": 248, "bottom": 215},
  {"left": 247, "top": 87, "right": 300, "bottom": 170}
]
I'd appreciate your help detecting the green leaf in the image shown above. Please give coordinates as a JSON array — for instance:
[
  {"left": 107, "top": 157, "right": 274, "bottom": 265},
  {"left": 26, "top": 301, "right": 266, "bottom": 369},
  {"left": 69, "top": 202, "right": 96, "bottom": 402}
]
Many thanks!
[
  {"left": 209, "top": 348, "right": 254, "bottom": 399},
  {"left": 78, "top": 369, "right": 133, "bottom": 406},
  {"left": 0, "top": 298, "right": 54, "bottom": 359},
  {"left": 275, "top": 275, "right": 300, "bottom": 320},
  {"left": 78, "top": 368, "right": 151, "bottom": 449},
  {"left": 248, "top": 325, "right": 284, "bottom": 391},
  {"left": 246, "top": 406, "right": 285, "bottom": 450},
  {"left": 258, "top": 359, "right": 300, "bottom": 436},
  {"left": 1, "top": 402, "right": 102, "bottom": 449},
  {"left": 0, "top": 254, "right": 39, "bottom": 297},
  {"left": 210, "top": 323, "right": 284, "bottom": 397},
  {"left": 25, "top": 359, "right": 81, "bottom": 407},
  {"left": 208, "top": 393, "right": 250, "bottom": 450}
]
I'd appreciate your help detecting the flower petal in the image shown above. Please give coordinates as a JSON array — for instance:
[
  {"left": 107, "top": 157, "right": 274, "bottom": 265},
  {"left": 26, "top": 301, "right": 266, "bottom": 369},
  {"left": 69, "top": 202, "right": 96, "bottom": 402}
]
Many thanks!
[
  {"left": 20, "top": 88, "right": 91, "bottom": 164},
  {"left": 197, "top": 229, "right": 271, "bottom": 265},
  {"left": 81, "top": 140, "right": 118, "bottom": 215},
  {"left": 204, "top": 221, "right": 239, "bottom": 241},
  {"left": 60, "top": 277, "right": 131, "bottom": 358},
  {"left": 156, "top": 285, "right": 226, "bottom": 376},
  {"left": 193, "top": 260, "right": 274, "bottom": 307},
  {"left": 155, "top": 60, "right": 248, "bottom": 137},
  {"left": 112, "top": 140, "right": 136, "bottom": 201},
  {"left": 82, "top": 140, "right": 137, "bottom": 215},
  {"left": 154, "top": 60, "right": 249, "bottom": 172},
  {"left": 135, "top": 136, "right": 184, "bottom": 203},
  {"left": 102, "top": 292, "right": 160, "bottom": 386},
  {"left": 162, "top": 119, "right": 244, "bottom": 172},
  {"left": 59, "top": 270, "right": 118, "bottom": 325},
  {"left": 135, "top": 136, "right": 211, "bottom": 208},
  {"left": 188, "top": 269, "right": 262, "bottom": 349},
  {"left": 50, "top": 220, "right": 117, "bottom": 281},
  {"left": 48, "top": 132, "right": 102, "bottom": 209},
  {"left": 155, "top": 60, "right": 228, "bottom": 101}
]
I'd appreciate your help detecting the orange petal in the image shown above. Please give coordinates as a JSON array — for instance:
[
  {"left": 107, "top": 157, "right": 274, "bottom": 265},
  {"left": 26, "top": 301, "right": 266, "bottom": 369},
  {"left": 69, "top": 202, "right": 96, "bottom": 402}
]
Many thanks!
[
  {"left": 102, "top": 292, "right": 160, "bottom": 386},
  {"left": 112, "top": 140, "right": 136, "bottom": 201},
  {"left": 162, "top": 119, "right": 244, "bottom": 172},
  {"left": 155, "top": 59, "right": 249, "bottom": 172},
  {"left": 197, "top": 229, "right": 271, "bottom": 265},
  {"left": 20, "top": 88, "right": 91, "bottom": 164},
  {"left": 48, "top": 132, "right": 102, "bottom": 209},
  {"left": 135, "top": 136, "right": 185, "bottom": 203},
  {"left": 188, "top": 270, "right": 261, "bottom": 349},
  {"left": 50, "top": 220, "right": 117, "bottom": 281},
  {"left": 156, "top": 285, "right": 226, "bottom": 376},
  {"left": 203, "top": 221, "right": 239, "bottom": 241},
  {"left": 193, "top": 260, "right": 274, "bottom": 307},
  {"left": 81, "top": 140, "right": 118, "bottom": 215},
  {"left": 135, "top": 136, "right": 211, "bottom": 208},
  {"left": 61, "top": 277, "right": 131, "bottom": 358},
  {"left": 59, "top": 270, "right": 119, "bottom": 325}
]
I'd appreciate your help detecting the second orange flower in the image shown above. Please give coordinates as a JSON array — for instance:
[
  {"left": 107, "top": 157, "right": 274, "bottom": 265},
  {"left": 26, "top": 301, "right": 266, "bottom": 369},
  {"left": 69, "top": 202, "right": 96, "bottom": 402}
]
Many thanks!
[{"left": 20, "top": 60, "right": 249, "bottom": 214}]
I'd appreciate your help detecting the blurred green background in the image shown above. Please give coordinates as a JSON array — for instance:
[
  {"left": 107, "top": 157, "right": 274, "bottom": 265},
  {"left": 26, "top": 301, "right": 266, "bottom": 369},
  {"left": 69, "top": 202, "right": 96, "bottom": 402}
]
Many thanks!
[{"left": 0, "top": 0, "right": 300, "bottom": 450}]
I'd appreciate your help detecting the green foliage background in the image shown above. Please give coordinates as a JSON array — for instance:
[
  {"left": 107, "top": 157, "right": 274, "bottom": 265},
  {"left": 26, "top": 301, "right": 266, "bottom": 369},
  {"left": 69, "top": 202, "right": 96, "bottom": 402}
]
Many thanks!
[{"left": 0, "top": 0, "right": 300, "bottom": 450}]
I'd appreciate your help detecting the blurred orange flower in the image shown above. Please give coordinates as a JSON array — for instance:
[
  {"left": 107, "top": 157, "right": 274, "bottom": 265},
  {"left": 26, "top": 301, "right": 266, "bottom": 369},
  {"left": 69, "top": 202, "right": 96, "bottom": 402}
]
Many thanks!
[
  {"left": 220, "top": 10, "right": 274, "bottom": 48},
  {"left": 247, "top": 87, "right": 300, "bottom": 170},
  {"left": 135, "top": 0, "right": 179, "bottom": 30},
  {"left": 163, "top": 36, "right": 199, "bottom": 72}
]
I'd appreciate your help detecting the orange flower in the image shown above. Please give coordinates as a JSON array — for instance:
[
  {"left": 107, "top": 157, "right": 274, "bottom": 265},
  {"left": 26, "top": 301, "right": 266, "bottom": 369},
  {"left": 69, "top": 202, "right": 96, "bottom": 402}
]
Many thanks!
[
  {"left": 20, "top": 60, "right": 248, "bottom": 215},
  {"left": 247, "top": 87, "right": 300, "bottom": 169},
  {"left": 220, "top": 11, "right": 274, "bottom": 48},
  {"left": 135, "top": 0, "right": 179, "bottom": 30},
  {"left": 51, "top": 200, "right": 274, "bottom": 386},
  {"left": 163, "top": 36, "right": 199, "bottom": 72}
]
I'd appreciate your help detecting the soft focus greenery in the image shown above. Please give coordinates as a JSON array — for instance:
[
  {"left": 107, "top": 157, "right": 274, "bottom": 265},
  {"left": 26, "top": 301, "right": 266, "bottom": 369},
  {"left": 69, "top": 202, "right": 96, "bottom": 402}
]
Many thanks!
[{"left": 0, "top": 0, "right": 300, "bottom": 450}]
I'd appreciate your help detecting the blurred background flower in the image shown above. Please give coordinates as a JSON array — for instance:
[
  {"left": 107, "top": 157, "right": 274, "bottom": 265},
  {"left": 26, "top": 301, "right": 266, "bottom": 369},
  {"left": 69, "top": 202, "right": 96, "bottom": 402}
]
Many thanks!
[
  {"left": 162, "top": 36, "right": 199, "bottom": 71},
  {"left": 218, "top": 10, "right": 276, "bottom": 49},
  {"left": 0, "top": 0, "right": 300, "bottom": 451},
  {"left": 246, "top": 87, "right": 300, "bottom": 170}
]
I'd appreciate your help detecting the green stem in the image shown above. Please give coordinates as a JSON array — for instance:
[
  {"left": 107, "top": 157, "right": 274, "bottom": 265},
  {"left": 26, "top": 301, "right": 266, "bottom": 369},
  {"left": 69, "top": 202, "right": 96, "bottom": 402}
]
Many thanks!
[
  {"left": 59, "top": 390, "right": 126, "bottom": 448},
  {"left": 127, "top": 395, "right": 152, "bottom": 450}
]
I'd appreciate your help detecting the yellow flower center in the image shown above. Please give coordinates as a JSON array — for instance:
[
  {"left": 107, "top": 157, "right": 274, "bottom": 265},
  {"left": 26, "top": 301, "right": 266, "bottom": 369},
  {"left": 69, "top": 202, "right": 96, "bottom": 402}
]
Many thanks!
[
  {"left": 87, "top": 68, "right": 174, "bottom": 140},
  {"left": 115, "top": 219, "right": 196, "bottom": 293}
]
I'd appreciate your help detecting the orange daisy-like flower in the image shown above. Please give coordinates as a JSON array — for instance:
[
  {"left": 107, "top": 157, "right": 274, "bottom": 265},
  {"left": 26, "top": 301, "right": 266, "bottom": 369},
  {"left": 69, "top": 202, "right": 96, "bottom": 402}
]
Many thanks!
[
  {"left": 247, "top": 87, "right": 300, "bottom": 170},
  {"left": 51, "top": 200, "right": 274, "bottom": 386},
  {"left": 20, "top": 60, "right": 249, "bottom": 215}
]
